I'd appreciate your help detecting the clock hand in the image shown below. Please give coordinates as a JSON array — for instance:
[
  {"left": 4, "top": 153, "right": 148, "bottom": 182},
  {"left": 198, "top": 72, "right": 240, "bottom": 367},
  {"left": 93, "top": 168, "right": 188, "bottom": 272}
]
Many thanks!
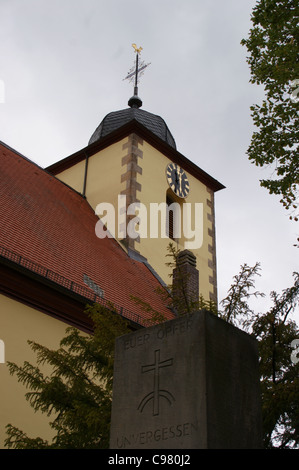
[
  {"left": 178, "top": 172, "right": 182, "bottom": 192},
  {"left": 175, "top": 170, "right": 179, "bottom": 190}
]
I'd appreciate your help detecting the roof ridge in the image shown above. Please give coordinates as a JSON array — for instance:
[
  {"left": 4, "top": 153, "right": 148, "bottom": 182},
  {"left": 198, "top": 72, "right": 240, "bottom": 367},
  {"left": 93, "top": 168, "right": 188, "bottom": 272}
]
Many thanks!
[{"left": 0, "top": 140, "right": 85, "bottom": 200}]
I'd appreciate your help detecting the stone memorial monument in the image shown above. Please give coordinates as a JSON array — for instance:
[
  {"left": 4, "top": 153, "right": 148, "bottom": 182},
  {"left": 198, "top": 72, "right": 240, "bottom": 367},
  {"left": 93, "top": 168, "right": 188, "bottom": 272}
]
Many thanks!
[{"left": 110, "top": 310, "right": 263, "bottom": 449}]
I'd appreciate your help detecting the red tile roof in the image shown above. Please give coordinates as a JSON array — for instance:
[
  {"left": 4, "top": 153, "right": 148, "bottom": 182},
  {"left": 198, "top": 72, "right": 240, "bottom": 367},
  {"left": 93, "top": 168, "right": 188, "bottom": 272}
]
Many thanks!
[{"left": 0, "top": 142, "right": 174, "bottom": 327}]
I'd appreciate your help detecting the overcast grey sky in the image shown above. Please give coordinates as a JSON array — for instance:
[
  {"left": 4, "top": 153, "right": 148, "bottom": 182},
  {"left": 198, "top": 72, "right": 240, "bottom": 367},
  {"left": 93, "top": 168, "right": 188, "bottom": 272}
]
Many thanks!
[{"left": 0, "top": 0, "right": 298, "bottom": 322}]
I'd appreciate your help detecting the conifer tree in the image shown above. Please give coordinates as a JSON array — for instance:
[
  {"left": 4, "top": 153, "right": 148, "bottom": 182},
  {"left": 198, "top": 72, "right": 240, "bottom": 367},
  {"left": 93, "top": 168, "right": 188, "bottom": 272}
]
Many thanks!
[
  {"left": 165, "top": 242, "right": 218, "bottom": 315},
  {"left": 5, "top": 304, "right": 131, "bottom": 449},
  {"left": 219, "top": 265, "right": 299, "bottom": 448},
  {"left": 4, "top": 250, "right": 299, "bottom": 448}
]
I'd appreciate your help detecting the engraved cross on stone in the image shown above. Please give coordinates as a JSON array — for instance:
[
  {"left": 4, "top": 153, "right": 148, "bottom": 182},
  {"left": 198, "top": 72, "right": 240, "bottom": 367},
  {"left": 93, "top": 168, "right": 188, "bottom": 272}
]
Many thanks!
[{"left": 139, "top": 349, "right": 174, "bottom": 416}]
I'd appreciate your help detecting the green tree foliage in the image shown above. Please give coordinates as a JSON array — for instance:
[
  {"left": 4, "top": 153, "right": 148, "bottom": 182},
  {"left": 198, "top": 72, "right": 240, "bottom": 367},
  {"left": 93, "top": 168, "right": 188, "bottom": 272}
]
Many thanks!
[
  {"left": 252, "top": 277, "right": 299, "bottom": 448},
  {"left": 5, "top": 304, "right": 131, "bottom": 449},
  {"left": 4, "top": 249, "right": 299, "bottom": 449},
  {"left": 165, "top": 242, "right": 218, "bottom": 315},
  {"left": 132, "top": 243, "right": 218, "bottom": 318},
  {"left": 219, "top": 262, "right": 265, "bottom": 330},
  {"left": 241, "top": 0, "right": 299, "bottom": 223},
  {"left": 220, "top": 264, "right": 299, "bottom": 448}
]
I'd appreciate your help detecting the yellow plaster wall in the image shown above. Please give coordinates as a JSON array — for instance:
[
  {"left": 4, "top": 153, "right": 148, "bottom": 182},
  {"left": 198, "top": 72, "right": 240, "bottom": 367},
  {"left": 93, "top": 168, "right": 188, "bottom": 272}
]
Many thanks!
[
  {"left": 56, "top": 135, "right": 215, "bottom": 302},
  {"left": 57, "top": 139, "right": 128, "bottom": 212},
  {"left": 0, "top": 294, "right": 71, "bottom": 448},
  {"left": 134, "top": 140, "right": 214, "bottom": 302}
]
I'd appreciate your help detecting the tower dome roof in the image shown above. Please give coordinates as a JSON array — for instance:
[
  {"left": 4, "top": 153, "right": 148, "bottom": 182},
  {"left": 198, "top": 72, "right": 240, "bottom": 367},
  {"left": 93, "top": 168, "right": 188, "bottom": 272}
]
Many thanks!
[{"left": 88, "top": 107, "right": 176, "bottom": 149}]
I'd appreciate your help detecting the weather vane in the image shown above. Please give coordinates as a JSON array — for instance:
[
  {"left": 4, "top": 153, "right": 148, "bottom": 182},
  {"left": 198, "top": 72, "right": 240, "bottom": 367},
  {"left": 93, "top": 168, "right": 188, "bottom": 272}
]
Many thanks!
[{"left": 124, "top": 44, "right": 151, "bottom": 108}]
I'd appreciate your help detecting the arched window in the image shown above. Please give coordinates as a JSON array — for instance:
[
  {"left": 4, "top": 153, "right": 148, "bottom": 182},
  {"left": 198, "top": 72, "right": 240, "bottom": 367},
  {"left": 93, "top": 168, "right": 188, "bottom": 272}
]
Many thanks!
[
  {"left": 166, "top": 193, "right": 175, "bottom": 240},
  {"left": 166, "top": 189, "right": 182, "bottom": 242}
]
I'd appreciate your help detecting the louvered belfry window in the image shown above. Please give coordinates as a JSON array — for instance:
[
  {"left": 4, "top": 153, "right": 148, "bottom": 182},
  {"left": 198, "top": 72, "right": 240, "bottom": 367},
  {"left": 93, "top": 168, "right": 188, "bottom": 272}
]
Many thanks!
[{"left": 166, "top": 193, "right": 175, "bottom": 240}]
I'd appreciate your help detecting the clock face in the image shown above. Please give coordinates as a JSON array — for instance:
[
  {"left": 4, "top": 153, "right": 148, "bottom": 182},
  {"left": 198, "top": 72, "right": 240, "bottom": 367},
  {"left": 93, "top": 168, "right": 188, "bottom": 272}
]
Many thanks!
[{"left": 166, "top": 163, "right": 190, "bottom": 198}]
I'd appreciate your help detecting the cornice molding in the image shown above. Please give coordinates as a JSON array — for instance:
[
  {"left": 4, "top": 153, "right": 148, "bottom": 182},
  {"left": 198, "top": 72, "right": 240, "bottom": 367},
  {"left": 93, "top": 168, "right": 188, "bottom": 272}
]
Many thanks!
[{"left": 46, "top": 120, "right": 225, "bottom": 193}]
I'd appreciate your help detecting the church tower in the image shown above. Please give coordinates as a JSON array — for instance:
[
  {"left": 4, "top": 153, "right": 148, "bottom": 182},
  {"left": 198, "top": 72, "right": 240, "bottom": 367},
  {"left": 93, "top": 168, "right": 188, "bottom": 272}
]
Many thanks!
[{"left": 47, "top": 46, "right": 224, "bottom": 305}]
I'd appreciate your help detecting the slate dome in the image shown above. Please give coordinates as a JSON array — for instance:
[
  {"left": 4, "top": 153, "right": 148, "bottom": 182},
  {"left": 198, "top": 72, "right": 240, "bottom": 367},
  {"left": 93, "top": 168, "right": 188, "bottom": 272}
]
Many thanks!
[{"left": 88, "top": 106, "right": 176, "bottom": 149}]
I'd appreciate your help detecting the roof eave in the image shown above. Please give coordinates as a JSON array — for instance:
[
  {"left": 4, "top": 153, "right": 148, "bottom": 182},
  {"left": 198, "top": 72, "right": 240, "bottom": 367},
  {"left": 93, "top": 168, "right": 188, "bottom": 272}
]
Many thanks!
[{"left": 46, "top": 120, "right": 225, "bottom": 193}]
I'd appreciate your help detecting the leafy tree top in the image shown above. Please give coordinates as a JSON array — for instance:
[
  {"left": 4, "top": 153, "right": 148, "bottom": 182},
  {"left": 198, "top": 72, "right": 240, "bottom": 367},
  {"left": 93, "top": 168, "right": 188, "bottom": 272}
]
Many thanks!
[{"left": 241, "top": 0, "right": 299, "bottom": 225}]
